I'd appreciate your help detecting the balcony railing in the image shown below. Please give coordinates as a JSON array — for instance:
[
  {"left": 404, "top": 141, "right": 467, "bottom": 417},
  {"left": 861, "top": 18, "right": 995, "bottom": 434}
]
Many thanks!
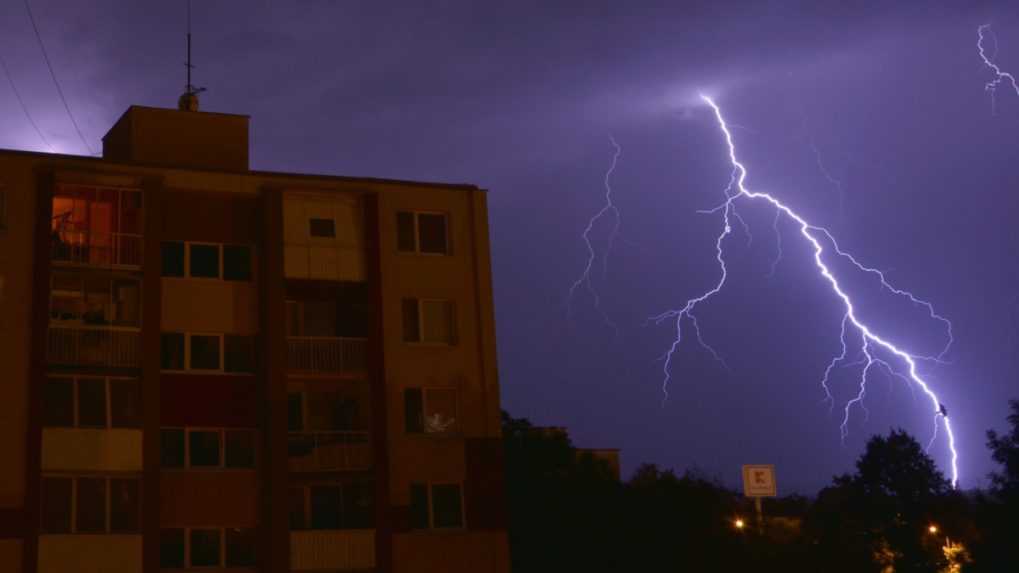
[
  {"left": 51, "top": 231, "right": 143, "bottom": 268},
  {"left": 290, "top": 530, "right": 375, "bottom": 571},
  {"left": 288, "top": 431, "right": 371, "bottom": 472},
  {"left": 47, "top": 325, "right": 141, "bottom": 368},
  {"left": 287, "top": 337, "right": 367, "bottom": 374}
]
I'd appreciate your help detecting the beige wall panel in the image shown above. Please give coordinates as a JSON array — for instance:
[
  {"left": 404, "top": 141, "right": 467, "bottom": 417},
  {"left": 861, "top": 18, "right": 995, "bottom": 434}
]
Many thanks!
[
  {"left": 161, "top": 278, "right": 259, "bottom": 334},
  {"left": 284, "top": 246, "right": 309, "bottom": 278},
  {"left": 393, "top": 531, "right": 509, "bottom": 573},
  {"left": 290, "top": 530, "right": 375, "bottom": 571},
  {"left": 0, "top": 539, "right": 22, "bottom": 573},
  {"left": 308, "top": 246, "right": 337, "bottom": 280},
  {"left": 283, "top": 199, "right": 306, "bottom": 244},
  {"left": 41, "top": 429, "right": 142, "bottom": 472},
  {"left": 160, "top": 471, "right": 258, "bottom": 527},
  {"left": 38, "top": 534, "right": 141, "bottom": 573},
  {"left": 337, "top": 248, "right": 365, "bottom": 282}
]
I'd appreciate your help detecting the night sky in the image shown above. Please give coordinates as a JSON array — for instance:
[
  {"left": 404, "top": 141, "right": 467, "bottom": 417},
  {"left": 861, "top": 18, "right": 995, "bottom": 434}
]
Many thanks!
[{"left": 2, "top": 2, "right": 1018, "bottom": 493}]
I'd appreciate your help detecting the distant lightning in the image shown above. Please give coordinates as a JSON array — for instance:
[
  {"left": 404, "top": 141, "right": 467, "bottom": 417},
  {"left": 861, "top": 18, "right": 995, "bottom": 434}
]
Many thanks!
[
  {"left": 977, "top": 24, "right": 1019, "bottom": 114},
  {"left": 568, "top": 137, "right": 623, "bottom": 334},
  {"left": 657, "top": 96, "right": 959, "bottom": 486}
]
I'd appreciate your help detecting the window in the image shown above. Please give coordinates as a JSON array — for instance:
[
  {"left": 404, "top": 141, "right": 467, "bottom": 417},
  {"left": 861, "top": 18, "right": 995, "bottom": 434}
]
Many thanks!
[
  {"left": 189, "top": 244, "right": 220, "bottom": 278},
  {"left": 161, "top": 428, "right": 256, "bottom": 469},
  {"left": 288, "top": 391, "right": 363, "bottom": 432},
  {"left": 309, "top": 218, "right": 336, "bottom": 238},
  {"left": 40, "top": 476, "right": 140, "bottom": 534},
  {"left": 50, "top": 186, "right": 143, "bottom": 267},
  {"left": 43, "top": 376, "right": 140, "bottom": 429},
  {"left": 49, "top": 274, "right": 141, "bottom": 326},
  {"left": 404, "top": 388, "right": 459, "bottom": 434},
  {"left": 161, "top": 333, "right": 185, "bottom": 370},
  {"left": 225, "top": 335, "right": 255, "bottom": 373},
  {"left": 409, "top": 483, "right": 463, "bottom": 530},
  {"left": 190, "top": 334, "right": 221, "bottom": 370},
  {"left": 223, "top": 245, "right": 252, "bottom": 281},
  {"left": 160, "top": 529, "right": 186, "bottom": 568},
  {"left": 402, "top": 298, "right": 456, "bottom": 344},
  {"left": 396, "top": 211, "right": 449, "bottom": 255},
  {"left": 226, "top": 528, "right": 256, "bottom": 566},
  {"left": 290, "top": 483, "right": 374, "bottom": 530},
  {"left": 162, "top": 332, "right": 256, "bottom": 373},
  {"left": 161, "top": 241, "right": 253, "bottom": 281},
  {"left": 161, "top": 242, "right": 185, "bottom": 277},
  {"left": 161, "top": 527, "right": 255, "bottom": 568},
  {"left": 190, "top": 529, "right": 221, "bottom": 567}
]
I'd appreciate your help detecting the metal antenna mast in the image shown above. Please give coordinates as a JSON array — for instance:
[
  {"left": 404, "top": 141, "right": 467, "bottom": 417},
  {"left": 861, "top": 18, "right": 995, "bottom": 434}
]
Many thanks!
[{"left": 179, "top": 0, "right": 206, "bottom": 110}]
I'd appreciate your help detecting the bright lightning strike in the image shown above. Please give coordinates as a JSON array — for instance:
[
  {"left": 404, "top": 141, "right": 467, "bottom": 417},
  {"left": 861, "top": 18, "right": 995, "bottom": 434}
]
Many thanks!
[
  {"left": 977, "top": 24, "right": 1019, "bottom": 114},
  {"left": 568, "top": 137, "right": 623, "bottom": 335},
  {"left": 657, "top": 95, "right": 959, "bottom": 487}
]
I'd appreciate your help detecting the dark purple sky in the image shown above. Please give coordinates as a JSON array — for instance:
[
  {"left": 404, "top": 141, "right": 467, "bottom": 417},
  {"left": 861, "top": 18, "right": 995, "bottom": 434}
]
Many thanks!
[{"left": 3, "top": 1, "right": 1018, "bottom": 493}]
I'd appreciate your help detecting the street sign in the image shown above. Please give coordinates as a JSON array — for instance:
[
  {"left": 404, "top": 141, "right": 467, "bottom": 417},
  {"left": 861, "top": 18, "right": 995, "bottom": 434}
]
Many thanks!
[{"left": 741, "top": 464, "right": 777, "bottom": 497}]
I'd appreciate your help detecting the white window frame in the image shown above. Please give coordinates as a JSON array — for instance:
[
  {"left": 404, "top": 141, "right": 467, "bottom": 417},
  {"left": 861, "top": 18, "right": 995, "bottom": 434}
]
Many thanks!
[
  {"left": 415, "top": 482, "right": 465, "bottom": 530},
  {"left": 163, "top": 241, "right": 253, "bottom": 282},
  {"left": 404, "top": 298, "right": 457, "bottom": 346},
  {"left": 40, "top": 475, "right": 140, "bottom": 535},
  {"left": 161, "top": 427, "right": 257, "bottom": 470},
  {"left": 44, "top": 375, "right": 139, "bottom": 429},
  {"left": 406, "top": 387, "right": 460, "bottom": 436},
  {"left": 397, "top": 210, "right": 450, "bottom": 256}
]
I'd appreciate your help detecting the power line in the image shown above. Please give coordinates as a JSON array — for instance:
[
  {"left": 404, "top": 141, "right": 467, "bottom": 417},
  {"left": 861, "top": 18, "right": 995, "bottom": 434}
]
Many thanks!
[
  {"left": 22, "top": 0, "right": 95, "bottom": 155},
  {"left": 0, "top": 51, "right": 55, "bottom": 151}
]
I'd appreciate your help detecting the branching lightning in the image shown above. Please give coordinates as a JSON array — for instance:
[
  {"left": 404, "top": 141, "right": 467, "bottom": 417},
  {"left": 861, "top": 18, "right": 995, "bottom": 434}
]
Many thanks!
[
  {"left": 657, "top": 96, "right": 959, "bottom": 486},
  {"left": 977, "top": 24, "right": 1019, "bottom": 114},
  {"left": 568, "top": 137, "right": 623, "bottom": 334}
]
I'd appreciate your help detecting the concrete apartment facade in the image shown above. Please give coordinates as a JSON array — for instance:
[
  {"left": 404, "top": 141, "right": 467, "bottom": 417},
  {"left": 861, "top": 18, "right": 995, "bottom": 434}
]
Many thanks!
[{"left": 0, "top": 103, "right": 508, "bottom": 573}]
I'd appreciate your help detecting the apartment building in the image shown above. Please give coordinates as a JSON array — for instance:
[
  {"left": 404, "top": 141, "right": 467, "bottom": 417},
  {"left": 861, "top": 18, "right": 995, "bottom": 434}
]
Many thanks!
[{"left": 0, "top": 100, "right": 508, "bottom": 573}]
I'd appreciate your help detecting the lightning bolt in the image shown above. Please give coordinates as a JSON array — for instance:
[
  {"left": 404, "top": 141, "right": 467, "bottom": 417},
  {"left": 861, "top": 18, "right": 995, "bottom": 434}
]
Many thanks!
[
  {"left": 657, "top": 95, "right": 959, "bottom": 487},
  {"left": 568, "top": 137, "right": 623, "bottom": 334},
  {"left": 977, "top": 24, "right": 1019, "bottom": 114}
]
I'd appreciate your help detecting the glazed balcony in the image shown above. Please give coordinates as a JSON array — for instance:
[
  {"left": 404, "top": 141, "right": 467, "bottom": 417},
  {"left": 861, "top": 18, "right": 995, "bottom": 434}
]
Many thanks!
[
  {"left": 287, "top": 336, "right": 367, "bottom": 374},
  {"left": 290, "top": 529, "right": 375, "bottom": 571},
  {"left": 47, "top": 325, "right": 141, "bottom": 368},
  {"left": 51, "top": 231, "right": 143, "bottom": 269},
  {"left": 288, "top": 431, "right": 371, "bottom": 472}
]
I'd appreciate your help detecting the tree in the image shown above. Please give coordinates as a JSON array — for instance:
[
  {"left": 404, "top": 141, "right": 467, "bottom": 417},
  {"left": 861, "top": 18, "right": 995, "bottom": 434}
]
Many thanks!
[
  {"left": 970, "top": 400, "right": 1019, "bottom": 572},
  {"left": 804, "top": 429, "right": 960, "bottom": 573},
  {"left": 986, "top": 400, "right": 1019, "bottom": 500}
]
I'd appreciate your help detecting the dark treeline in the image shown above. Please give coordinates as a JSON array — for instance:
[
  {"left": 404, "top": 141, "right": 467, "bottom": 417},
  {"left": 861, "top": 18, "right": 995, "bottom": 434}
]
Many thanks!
[{"left": 502, "top": 400, "right": 1019, "bottom": 572}]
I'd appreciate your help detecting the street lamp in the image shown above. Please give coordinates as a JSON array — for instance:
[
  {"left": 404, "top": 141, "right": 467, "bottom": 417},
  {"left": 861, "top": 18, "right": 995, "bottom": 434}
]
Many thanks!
[
  {"left": 928, "top": 524, "right": 939, "bottom": 535},
  {"left": 734, "top": 518, "right": 745, "bottom": 530}
]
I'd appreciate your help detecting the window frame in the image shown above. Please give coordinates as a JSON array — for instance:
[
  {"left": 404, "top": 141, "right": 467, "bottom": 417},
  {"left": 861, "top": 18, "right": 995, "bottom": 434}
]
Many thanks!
[
  {"left": 402, "top": 298, "right": 457, "bottom": 346},
  {"left": 48, "top": 273, "right": 142, "bottom": 327},
  {"left": 39, "top": 475, "right": 141, "bottom": 534},
  {"left": 396, "top": 210, "right": 450, "bottom": 256},
  {"left": 410, "top": 482, "right": 465, "bottom": 531},
  {"left": 160, "top": 427, "right": 258, "bottom": 470},
  {"left": 161, "top": 240, "right": 254, "bottom": 282},
  {"left": 404, "top": 387, "right": 460, "bottom": 436},
  {"left": 43, "top": 375, "right": 140, "bottom": 430},
  {"left": 160, "top": 526, "right": 256, "bottom": 568},
  {"left": 161, "top": 332, "right": 257, "bottom": 375},
  {"left": 289, "top": 482, "right": 374, "bottom": 531}
]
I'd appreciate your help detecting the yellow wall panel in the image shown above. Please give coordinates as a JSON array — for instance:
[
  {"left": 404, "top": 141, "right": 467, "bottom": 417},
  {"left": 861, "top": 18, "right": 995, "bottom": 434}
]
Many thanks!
[
  {"left": 38, "top": 534, "right": 141, "bottom": 573},
  {"left": 41, "top": 429, "right": 142, "bottom": 472}
]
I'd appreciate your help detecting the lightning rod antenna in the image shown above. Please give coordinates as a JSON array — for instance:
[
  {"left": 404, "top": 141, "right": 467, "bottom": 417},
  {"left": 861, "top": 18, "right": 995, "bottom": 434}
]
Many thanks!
[{"left": 179, "top": 0, "right": 206, "bottom": 111}]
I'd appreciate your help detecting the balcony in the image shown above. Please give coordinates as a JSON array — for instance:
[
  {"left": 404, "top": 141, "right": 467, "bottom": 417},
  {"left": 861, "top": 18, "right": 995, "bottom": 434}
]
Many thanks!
[
  {"left": 290, "top": 530, "right": 375, "bottom": 571},
  {"left": 47, "top": 325, "right": 140, "bottom": 368},
  {"left": 287, "top": 337, "right": 367, "bottom": 374},
  {"left": 288, "top": 431, "right": 371, "bottom": 472},
  {"left": 51, "top": 231, "right": 143, "bottom": 269}
]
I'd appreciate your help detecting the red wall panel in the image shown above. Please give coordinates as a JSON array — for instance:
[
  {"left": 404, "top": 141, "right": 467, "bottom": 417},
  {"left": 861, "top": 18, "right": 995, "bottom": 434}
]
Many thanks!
[{"left": 160, "top": 374, "right": 258, "bottom": 427}]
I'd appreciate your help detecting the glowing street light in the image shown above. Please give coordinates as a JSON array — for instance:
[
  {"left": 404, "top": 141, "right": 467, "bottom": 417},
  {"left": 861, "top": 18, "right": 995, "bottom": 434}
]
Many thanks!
[
  {"left": 734, "top": 518, "right": 745, "bottom": 530},
  {"left": 928, "top": 524, "right": 939, "bottom": 535}
]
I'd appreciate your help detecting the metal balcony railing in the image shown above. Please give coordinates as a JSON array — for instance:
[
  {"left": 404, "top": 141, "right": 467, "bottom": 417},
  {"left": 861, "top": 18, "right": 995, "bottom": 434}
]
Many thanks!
[
  {"left": 290, "top": 530, "right": 375, "bottom": 571},
  {"left": 47, "top": 325, "right": 141, "bottom": 368},
  {"left": 287, "top": 337, "right": 367, "bottom": 374},
  {"left": 287, "top": 431, "right": 371, "bottom": 472},
  {"left": 51, "top": 231, "right": 143, "bottom": 268}
]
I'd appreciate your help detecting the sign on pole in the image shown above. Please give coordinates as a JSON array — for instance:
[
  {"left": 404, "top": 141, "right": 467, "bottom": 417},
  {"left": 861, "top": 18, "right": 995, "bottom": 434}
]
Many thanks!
[{"left": 741, "top": 464, "right": 777, "bottom": 498}]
